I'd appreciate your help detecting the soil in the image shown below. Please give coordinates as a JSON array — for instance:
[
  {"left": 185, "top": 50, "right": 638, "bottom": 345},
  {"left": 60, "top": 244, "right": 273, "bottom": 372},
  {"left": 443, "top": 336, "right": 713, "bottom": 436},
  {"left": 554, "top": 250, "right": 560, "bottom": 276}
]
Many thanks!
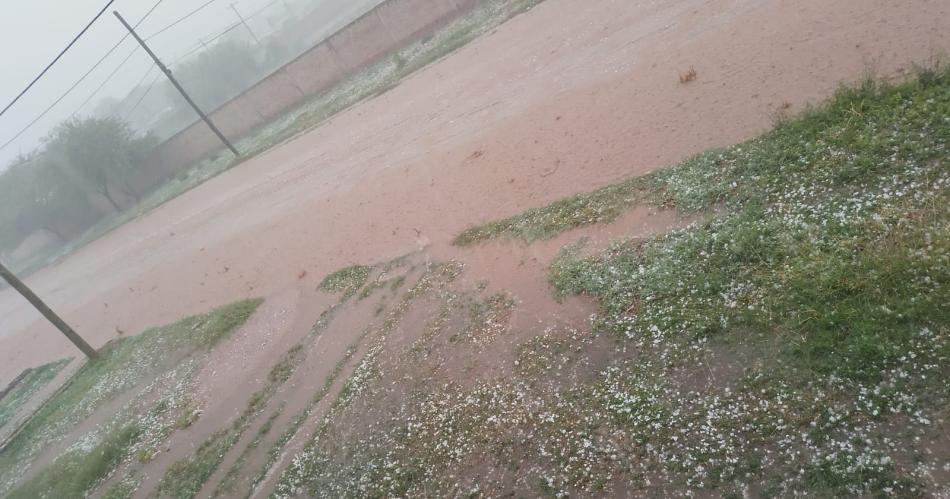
[{"left": 0, "top": 0, "right": 947, "bottom": 495}]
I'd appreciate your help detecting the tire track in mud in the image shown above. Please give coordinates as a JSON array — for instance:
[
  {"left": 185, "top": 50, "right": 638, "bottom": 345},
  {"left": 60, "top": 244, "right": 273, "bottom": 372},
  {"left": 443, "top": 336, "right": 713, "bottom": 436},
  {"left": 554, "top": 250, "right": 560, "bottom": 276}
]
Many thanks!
[{"left": 248, "top": 258, "right": 462, "bottom": 499}]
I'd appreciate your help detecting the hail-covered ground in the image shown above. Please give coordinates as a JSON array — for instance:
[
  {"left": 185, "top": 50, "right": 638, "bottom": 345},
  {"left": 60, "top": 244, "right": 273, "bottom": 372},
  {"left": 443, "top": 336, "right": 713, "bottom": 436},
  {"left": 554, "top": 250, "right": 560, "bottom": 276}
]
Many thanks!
[
  {"left": 273, "top": 70, "right": 949, "bottom": 497},
  {"left": 1, "top": 71, "right": 945, "bottom": 499}
]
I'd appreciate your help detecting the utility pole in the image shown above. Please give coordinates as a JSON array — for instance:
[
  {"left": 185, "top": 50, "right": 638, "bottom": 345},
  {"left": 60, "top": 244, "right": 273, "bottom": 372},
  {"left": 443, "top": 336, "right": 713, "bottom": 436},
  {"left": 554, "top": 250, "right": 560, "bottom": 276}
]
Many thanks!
[
  {"left": 113, "top": 10, "right": 240, "bottom": 157},
  {"left": 230, "top": 3, "right": 305, "bottom": 97},
  {"left": 230, "top": 4, "right": 263, "bottom": 47},
  {"left": 0, "top": 261, "right": 98, "bottom": 360}
]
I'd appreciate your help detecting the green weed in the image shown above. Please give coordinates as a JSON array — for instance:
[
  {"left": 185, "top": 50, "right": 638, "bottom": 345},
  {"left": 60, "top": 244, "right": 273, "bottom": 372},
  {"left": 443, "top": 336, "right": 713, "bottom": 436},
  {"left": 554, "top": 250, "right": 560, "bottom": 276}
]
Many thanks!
[
  {"left": 0, "top": 299, "right": 262, "bottom": 496},
  {"left": 6, "top": 424, "right": 142, "bottom": 499},
  {"left": 319, "top": 265, "right": 373, "bottom": 299},
  {"left": 0, "top": 358, "right": 70, "bottom": 429}
]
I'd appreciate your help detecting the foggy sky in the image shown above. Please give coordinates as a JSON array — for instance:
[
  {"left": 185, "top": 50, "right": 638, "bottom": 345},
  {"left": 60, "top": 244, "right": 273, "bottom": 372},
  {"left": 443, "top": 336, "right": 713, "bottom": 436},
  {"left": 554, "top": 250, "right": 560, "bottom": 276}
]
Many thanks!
[{"left": 0, "top": 0, "right": 289, "bottom": 165}]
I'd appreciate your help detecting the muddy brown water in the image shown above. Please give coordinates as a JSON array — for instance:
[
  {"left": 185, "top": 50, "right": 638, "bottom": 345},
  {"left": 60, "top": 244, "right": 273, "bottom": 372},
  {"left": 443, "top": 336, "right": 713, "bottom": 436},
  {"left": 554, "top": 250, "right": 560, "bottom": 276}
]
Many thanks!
[{"left": 1, "top": 0, "right": 946, "bottom": 379}]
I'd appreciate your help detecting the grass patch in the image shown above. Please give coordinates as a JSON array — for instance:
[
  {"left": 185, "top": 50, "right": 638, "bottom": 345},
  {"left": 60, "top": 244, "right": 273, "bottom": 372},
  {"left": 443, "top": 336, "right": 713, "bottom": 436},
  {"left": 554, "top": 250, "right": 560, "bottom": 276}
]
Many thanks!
[
  {"left": 174, "top": 403, "right": 201, "bottom": 430},
  {"left": 6, "top": 424, "right": 141, "bottom": 499},
  {"left": 244, "top": 343, "right": 358, "bottom": 498},
  {"left": 514, "top": 328, "right": 592, "bottom": 377},
  {"left": 357, "top": 273, "right": 409, "bottom": 301},
  {"left": 167, "top": 285, "right": 382, "bottom": 499},
  {"left": 102, "top": 475, "right": 140, "bottom": 499},
  {"left": 156, "top": 378, "right": 285, "bottom": 499},
  {"left": 319, "top": 265, "right": 373, "bottom": 299},
  {"left": 548, "top": 69, "right": 950, "bottom": 381},
  {"left": 0, "top": 358, "right": 70, "bottom": 429},
  {"left": 272, "top": 262, "right": 467, "bottom": 497},
  {"left": 0, "top": 299, "right": 262, "bottom": 495},
  {"left": 158, "top": 428, "right": 244, "bottom": 499},
  {"left": 211, "top": 406, "right": 283, "bottom": 498},
  {"left": 156, "top": 334, "right": 309, "bottom": 498},
  {"left": 454, "top": 177, "right": 652, "bottom": 245},
  {"left": 541, "top": 69, "right": 949, "bottom": 493},
  {"left": 449, "top": 293, "right": 514, "bottom": 344},
  {"left": 273, "top": 70, "right": 949, "bottom": 497}
]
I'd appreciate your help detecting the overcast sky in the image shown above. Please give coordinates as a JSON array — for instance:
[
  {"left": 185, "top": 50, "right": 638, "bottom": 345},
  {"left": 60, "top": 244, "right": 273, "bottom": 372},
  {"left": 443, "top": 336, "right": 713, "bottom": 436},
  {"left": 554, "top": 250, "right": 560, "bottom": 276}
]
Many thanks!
[{"left": 0, "top": 0, "right": 291, "bottom": 165}]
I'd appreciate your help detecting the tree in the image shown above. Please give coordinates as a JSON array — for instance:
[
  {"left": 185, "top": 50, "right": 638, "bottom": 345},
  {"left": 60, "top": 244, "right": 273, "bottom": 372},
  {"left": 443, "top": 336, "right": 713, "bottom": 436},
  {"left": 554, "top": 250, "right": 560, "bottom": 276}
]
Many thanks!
[
  {"left": 0, "top": 154, "right": 95, "bottom": 246},
  {"left": 31, "top": 155, "right": 99, "bottom": 242},
  {"left": 0, "top": 157, "right": 41, "bottom": 251},
  {"left": 0, "top": 117, "right": 155, "bottom": 266},
  {"left": 44, "top": 117, "right": 156, "bottom": 212}
]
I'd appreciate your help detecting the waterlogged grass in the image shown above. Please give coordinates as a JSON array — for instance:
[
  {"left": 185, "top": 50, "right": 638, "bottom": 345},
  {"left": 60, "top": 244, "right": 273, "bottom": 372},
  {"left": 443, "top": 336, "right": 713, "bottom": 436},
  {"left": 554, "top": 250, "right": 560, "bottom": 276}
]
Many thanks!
[
  {"left": 450, "top": 293, "right": 515, "bottom": 345},
  {"left": 6, "top": 424, "right": 142, "bottom": 499},
  {"left": 102, "top": 475, "right": 140, "bottom": 499},
  {"left": 230, "top": 260, "right": 416, "bottom": 498},
  {"left": 271, "top": 262, "right": 466, "bottom": 498},
  {"left": 0, "top": 299, "right": 261, "bottom": 496},
  {"left": 2, "top": 299, "right": 261, "bottom": 457},
  {"left": 455, "top": 177, "right": 653, "bottom": 245},
  {"left": 322, "top": 255, "right": 418, "bottom": 301},
  {"left": 243, "top": 342, "right": 358, "bottom": 499},
  {"left": 0, "top": 358, "right": 70, "bottom": 429},
  {"left": 154, "top": 278, "right": 370, "bottom": 499},
  {"left": 211, "top": 406, "right": 283, "bottom": 498},
  {"left": 456, "top": 71, "right": 949, "bottom": 247},
  {"left": 319, "top": 265, "right": 374, "bottom": 299},
  {"left": 542, "top": 70, "right": 949, "bottom": 494},
  {"left": 156, "top": 345, "right": 306, "bottom": 499},
  {"left": 269, "top": 71, "right": 948, "bottom": 497},
  {"left": 358, "top": 274, "right": 407, "bottom": 300},
  {"left": 549, "top": 70, "right": 950, "bottom": 381}
]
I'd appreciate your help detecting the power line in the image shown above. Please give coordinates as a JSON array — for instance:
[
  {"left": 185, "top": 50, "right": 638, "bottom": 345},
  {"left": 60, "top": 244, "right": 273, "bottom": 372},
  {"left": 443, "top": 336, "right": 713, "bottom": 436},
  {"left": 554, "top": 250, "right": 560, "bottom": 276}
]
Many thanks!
[
  {"left": 0, "top": 0, "right": 169, "bottom": 153},
  {"left": 119, "top": 31, "right": 222, "bottom": 121},
  {"left": 2, "top": 0, "right": 283, "bottom": 154},
  {"left": 0, "top": 0, "right": 117, "bottom": 120},
  {"left": 114, "top": 10, "right": 239, "bottom": 156},
  {"left": 69, "top": 46, "right": 142, "bottom": 119},
  {"left": 115, "top": 64, "right": 157, "bottom": 113},
  {"left": 122, "top": 36, "right": 217, "bottom": 118},
  {"left": 84, "top": 0, "right": 280, "bottom": 112},
  {"left": 117, "top": 37, "right": 198, "bottom": 117},
  {"left": 120, "top": 29, "right": 230, "bottom": 121},
  {"left": 167, "top": 0, "right": 281, "bottom": 67},
  {"left": 120, "top": 0, "right": 284, "bottom": 134},
  {"left": 114, "top": 15, "right": 234, "bottom": 122},
  {"left": 122, "top": 72, "right": 163, "bottom": 120},
  {"left": 244, "top": 0, "right": 283, "bottom": 27},
  {"left": 144, "top": 0, "right": 221, "bottom": 41},
  {"left": 66, "top": 0, "right": 173, "bottom": 119},
  {"left": 171, "top": 23, "right": 243, "bottom": 64},
  {"left": 0, "top": 50, "right": 128, "bottom": 153},
  {"left": 0, "top": 31, "right": 132, "bottom": 149}
]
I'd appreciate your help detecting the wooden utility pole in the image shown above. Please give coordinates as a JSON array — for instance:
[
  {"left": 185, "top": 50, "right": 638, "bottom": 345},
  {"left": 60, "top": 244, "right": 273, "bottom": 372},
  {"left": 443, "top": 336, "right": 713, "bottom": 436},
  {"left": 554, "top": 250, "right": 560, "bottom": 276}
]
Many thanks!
[
  {"left": 230, "top": 4, "right": 305, "bottom": 98},
  {"left": 113, "top": 10, "right": 240, "bottom": 157},
  {"left": 0, "top": 261, "right": 98, "bottom": 360},
  {"left": 230, "top": 4, "right": 263, "bottom": 46}
]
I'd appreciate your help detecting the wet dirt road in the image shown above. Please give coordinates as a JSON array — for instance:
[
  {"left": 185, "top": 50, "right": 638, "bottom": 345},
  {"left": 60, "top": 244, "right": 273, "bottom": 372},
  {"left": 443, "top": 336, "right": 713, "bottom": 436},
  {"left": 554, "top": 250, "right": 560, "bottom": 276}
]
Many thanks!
[{"left": 1, "top": 0, "right": 947, "bottom": 381}]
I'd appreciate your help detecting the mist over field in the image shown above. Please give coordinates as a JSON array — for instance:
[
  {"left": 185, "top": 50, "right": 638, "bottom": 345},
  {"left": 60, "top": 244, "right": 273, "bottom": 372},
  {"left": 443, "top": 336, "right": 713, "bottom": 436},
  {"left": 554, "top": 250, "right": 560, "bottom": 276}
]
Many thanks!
[{"left": 0, "top": 0, "right": 383, "bottom": 269}]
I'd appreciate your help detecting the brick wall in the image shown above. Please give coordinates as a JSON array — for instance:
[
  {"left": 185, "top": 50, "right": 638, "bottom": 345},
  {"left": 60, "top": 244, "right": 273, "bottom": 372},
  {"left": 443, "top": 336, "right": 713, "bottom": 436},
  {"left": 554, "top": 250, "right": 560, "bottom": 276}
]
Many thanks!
[{"left": 145, "top": 0, "right": 475, "bottom": 178}]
